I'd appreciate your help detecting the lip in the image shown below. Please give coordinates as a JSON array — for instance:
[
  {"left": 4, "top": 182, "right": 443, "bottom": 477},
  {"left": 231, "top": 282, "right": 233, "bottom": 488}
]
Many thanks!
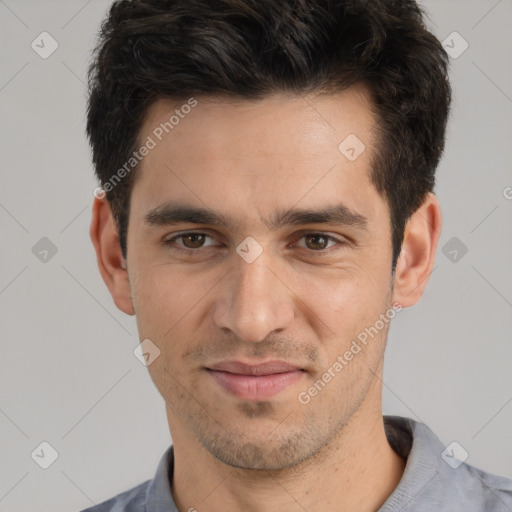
[{"left": 206, "top": 360, "right": 305, "bottom": 400}]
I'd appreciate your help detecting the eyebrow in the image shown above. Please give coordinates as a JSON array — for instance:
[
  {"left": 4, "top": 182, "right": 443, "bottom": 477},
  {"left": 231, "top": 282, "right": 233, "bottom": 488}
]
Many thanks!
[{"left": 143, "top": 202, "right": 368, "bottom": 231}]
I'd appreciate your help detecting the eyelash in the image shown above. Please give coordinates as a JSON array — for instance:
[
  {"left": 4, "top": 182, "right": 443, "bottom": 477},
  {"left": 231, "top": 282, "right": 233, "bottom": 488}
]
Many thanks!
[{"left": 164, "top": 231, "right": 347, "bottom": 255}]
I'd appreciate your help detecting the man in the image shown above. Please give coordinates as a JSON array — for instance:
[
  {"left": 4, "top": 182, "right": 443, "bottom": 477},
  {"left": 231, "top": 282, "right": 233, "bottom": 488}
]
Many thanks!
[{"left": 84, "top": 0, "right": 512, "bottom": 511}]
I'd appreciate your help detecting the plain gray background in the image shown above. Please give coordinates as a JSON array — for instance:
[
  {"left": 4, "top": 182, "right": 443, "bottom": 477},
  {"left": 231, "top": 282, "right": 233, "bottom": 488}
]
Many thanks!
[{"left": 1, "top": 1, "right": 511, "bottom": 511}]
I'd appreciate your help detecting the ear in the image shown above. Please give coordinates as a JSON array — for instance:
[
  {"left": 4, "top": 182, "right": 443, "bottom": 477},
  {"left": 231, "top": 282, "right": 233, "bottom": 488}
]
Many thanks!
[
  {"left": 392, "top": 192, "right": 442, "bottom": 308},
  {"left": 90, "top": 197, "right": 135, "bottom": 315}
]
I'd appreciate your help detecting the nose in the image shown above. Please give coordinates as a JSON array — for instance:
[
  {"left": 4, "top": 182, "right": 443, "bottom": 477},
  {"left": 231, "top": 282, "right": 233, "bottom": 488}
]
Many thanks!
[{"left": 213, "top": 249, "right": 295, "bottom": 343}]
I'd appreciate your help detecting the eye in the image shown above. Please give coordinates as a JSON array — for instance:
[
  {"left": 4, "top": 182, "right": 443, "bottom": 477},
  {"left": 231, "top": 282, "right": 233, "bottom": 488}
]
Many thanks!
[
  {"left": 294, "top": 232, "right": 345, "bottom": 251},
  {"left": 165, "top": 232, "right": 219, "bottom": 250}
]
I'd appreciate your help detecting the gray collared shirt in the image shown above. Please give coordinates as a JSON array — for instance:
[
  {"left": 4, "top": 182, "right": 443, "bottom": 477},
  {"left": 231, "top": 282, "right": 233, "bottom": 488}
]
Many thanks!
[{"left": 80, "top": 415, "right": 512, "bottom": 511}]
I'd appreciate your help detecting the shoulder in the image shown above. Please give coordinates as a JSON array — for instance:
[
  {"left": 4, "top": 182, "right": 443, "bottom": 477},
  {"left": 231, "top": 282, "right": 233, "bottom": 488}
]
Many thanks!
[
  {"left": 79, "top": 479, "right": 151, "bottom": 512},
  {"left": 382, "top": 416, "right": 512, "bottom": 511},
  {"left": 78, "top": 444, "right": 175, "bottom": 512},
  {"left": 450, "top": 462, "right": 512, "bottom": 511}
]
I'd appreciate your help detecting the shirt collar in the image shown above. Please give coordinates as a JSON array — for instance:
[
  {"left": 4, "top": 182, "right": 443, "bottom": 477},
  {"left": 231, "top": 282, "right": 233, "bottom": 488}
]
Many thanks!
[
  {"left": 378, "top": 415, "right": 444, "bottom": 511},
  {"left": 145, "top": 444, "right": 178, "bottom": 512}
]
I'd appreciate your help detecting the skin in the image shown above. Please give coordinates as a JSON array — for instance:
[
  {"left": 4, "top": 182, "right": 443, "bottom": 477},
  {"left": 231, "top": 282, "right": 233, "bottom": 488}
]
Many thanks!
[{"left": 90, "top": 85, "right": 442, "bottom": 512}]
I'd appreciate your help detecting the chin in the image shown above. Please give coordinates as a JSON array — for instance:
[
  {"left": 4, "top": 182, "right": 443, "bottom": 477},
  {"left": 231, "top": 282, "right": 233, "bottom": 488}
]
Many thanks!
[{"left": 196, "top": 424, "right": 325, "bottom": 471}]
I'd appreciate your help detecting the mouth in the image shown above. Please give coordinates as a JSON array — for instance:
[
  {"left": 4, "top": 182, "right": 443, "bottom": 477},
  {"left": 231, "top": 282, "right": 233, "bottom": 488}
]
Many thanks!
[{"left": 205, "top": 361, "right": 306, "bottom": 400}]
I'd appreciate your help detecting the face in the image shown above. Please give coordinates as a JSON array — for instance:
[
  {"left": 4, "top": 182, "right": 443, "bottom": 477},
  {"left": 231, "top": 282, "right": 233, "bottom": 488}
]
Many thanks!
[{"left": 126, "top": 87, "right": 397, "bottom": 470}]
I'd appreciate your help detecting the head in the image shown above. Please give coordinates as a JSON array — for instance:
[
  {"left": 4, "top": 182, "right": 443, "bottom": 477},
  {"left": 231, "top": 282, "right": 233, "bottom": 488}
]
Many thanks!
[{"left": 88, "top": 0, "right": 450, "bottom": 470}]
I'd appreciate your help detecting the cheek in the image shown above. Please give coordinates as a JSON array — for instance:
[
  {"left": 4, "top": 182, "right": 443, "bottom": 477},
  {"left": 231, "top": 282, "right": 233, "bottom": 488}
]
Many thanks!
[
  {"left": 298, "top": 263, "right": 387, "bottom": 326},
  {"left": 131, "top": 263, "right": 218, "bottom": 348},
  {"left": 130, "top": 265, "right": 185, "bottom": 339}
]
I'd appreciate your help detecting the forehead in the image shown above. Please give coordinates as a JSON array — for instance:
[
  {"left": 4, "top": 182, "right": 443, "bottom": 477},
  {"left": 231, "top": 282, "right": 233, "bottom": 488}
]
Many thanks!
[
  {"left": 140, "top": 86, "right": 376, "bottom": 159},
  {"left": 132, "top": 86, "right": 383, "bottom": 226}
]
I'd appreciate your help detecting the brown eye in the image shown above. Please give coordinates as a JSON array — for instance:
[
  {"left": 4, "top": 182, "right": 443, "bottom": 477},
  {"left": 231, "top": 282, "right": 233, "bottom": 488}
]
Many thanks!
[
  {"left": 294, "top": 232, "right": 344, "bottom": 253},
  {"left": 304, "top": 234, "right": 330, "bottom": 250},
  {"left": 181, "top": 233, "right": 206, "bottom": 248},
  {"left": 164, "top": 232, "right": 219, "bottom": 252}
]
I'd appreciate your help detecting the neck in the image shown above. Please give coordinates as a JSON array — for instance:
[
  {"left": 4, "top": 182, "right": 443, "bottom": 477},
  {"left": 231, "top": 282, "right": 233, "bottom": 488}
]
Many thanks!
[{"left": 169, "top": 391, "right": 406, "bottom": 512}]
